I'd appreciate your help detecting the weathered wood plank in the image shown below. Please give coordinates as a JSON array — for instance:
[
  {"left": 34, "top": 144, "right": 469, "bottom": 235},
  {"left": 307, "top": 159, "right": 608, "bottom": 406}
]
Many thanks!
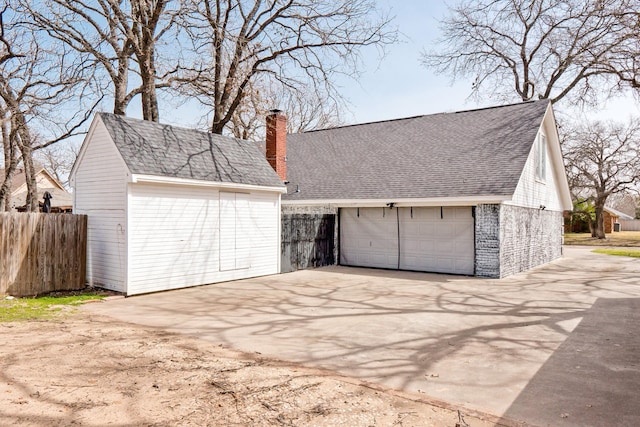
[
  {"left": 281, "top": 213, "right": 336, "bottom": 273},
  {"left": 0, "top": 213, "right": 88, "bottom": 297}
]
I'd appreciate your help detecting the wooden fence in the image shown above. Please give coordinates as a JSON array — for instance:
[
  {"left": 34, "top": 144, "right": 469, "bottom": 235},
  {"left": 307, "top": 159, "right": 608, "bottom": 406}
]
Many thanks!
[
  {"left": 0, "top": 213, "right": 87, "bottom": 297},
  {"left": 619, "top": 219, "right": 640, "bottom": 232}
]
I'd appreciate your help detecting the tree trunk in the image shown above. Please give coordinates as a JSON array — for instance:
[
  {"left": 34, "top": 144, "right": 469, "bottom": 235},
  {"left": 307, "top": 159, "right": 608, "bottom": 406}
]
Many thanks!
[
  {"left": 13, "top": 110, "right": 39, "bottom": 212},
  {"left": 20, "top": 139, "right": 38, "bottom": 212},
  {"left": 594, "top": 200, "right": 606, "bottom": 239},
  {"left": 0, "top": 116, "right": 17, "bottom": 211},
  {"left": 113, "top": 59, "right": 129, "bottom": 116},
  {"left": 140, "top": 56, "right": 159, "bottom": 122},
  {"left": 589, "top": 218, "right": 596, "bottom": 237}
]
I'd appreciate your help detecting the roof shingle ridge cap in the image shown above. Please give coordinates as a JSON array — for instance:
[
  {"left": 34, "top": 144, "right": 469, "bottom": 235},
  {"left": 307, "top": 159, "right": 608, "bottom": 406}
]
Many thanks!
[
  {"left": 293, "top": 99, "right": 545, "bottom": 135},
  {"left": 97, "top": 112, "right": 248, "bottom": 144}
]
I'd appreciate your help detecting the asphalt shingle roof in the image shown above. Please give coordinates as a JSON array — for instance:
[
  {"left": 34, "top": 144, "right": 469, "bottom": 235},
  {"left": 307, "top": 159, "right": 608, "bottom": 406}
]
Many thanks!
[
  {"left": 99, "top": 113, "right": 285, "bottom": 188},
  {"left": 283, "top": 100, "right": 550, "bottom": 201}
]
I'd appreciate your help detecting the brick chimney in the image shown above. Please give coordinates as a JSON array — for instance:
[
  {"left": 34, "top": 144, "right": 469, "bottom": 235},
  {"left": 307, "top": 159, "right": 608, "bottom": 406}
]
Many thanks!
[{"left": 266, "top": 109, "right": 286, "bottom": 181}]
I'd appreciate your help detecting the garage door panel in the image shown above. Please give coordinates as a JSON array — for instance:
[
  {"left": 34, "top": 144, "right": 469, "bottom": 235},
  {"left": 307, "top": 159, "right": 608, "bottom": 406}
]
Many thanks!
[
  {"left": 340, "top": 208, "right": 397, "bottom": 269},
  {"left": 341, "top": 206, "right": 474, "bottom": 275}
]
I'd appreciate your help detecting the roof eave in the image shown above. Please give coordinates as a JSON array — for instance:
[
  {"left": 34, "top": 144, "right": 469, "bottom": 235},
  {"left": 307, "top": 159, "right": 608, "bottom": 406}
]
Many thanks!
[
  {"left": 282, "top": 195, "right": 511, "bottom": 207},
  {"left": 543, "top": 102, "right": 573, "bottom": 210},
  {"left": 130, "top": 173, "right": 287, "bottom": 194}
]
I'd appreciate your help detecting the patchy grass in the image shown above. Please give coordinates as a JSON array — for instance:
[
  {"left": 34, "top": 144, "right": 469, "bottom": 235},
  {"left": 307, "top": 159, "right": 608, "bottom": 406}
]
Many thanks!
[
  {"left": 0, "top": 293, "right": 106, "bottom": 322},
  {"left": 564, "top": 231, "right": 640, "bottom": 247},
  {"left": 593, "top": 248, "right": 640, "bottom": 258}
]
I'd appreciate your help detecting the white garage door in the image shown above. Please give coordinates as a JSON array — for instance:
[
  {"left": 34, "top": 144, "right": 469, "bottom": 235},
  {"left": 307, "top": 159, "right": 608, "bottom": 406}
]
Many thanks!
[{"left": 340, "top": 207, "right": 474, "bottom": 275}]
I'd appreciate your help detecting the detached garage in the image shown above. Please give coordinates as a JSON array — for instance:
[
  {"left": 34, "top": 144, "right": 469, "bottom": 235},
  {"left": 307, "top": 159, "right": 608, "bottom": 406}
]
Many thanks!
[{"left": 70, "top": 113, "right": 285, "bottom": 295}]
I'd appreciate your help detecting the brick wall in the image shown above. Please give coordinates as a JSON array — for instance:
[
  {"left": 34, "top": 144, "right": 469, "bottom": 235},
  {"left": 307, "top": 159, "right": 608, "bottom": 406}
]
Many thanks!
[
  {"left": 475, "top": 204, "right": 562, "bottom": 278},
  {"left": 475, "top": 204, "right": 501, "bottom": 278},
  {"left": 499, "top": 205, "right": 563, "bottom": 277},
  {"left": 266, "top": 112, "right": 287, "bottom": 181}
]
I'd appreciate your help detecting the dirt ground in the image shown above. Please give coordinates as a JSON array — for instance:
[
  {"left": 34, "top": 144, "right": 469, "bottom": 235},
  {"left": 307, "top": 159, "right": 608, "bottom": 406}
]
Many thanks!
[{"left": 0, "top": 311, "right": 516, "bottom": 427}]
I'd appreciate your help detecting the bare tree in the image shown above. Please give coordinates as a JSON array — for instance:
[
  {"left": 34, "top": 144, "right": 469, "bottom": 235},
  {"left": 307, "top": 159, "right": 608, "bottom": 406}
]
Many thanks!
[
  {"left": 34, "top": 143, "right": 80, "bottom": 189},
  {"left": 563, "top": 118, "right": 640, "bottom": 238},
  {"left": 24, "top": 0, "right": 176, "bottom": 121},
  {"left": 226, "top": 78, "right": 344, "bottom": 140},
  {"left": 422, "top": 0, "right": 640, "bottom": 105},
  {"left": 0, "top": 5, "right": 96, "bottom": 211},
  {"left": 175, "top": 0, "right": 395, "bottom": 134},
  {"left": 607, "top": 191, "right": 637, "bottom": 218}
]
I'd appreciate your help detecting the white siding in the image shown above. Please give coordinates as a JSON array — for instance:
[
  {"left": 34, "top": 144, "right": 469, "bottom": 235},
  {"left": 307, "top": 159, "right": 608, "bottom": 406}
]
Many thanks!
[
  {"left": 510, "top": 131, "right": 562, "bottom": 212},
  {"left": 73, "top": 120, "right": 129, "bottom": 292},
  {"left": 127, "top": 183, "right": 280, "bottom": 295},
  {"left": 219, "top": 192, "right": 252, "bottom": 271}
]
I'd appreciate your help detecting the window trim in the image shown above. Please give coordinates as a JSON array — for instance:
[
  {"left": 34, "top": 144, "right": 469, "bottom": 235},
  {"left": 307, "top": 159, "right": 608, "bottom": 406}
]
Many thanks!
[{"left": 535, "top": 132, "right": 547, "bottom": 182}]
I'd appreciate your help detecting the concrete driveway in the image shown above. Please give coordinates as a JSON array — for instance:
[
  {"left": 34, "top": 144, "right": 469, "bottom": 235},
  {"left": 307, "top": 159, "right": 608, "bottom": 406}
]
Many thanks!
[{"left": 84, "top": 247, "right": 640, "bottom": 426}]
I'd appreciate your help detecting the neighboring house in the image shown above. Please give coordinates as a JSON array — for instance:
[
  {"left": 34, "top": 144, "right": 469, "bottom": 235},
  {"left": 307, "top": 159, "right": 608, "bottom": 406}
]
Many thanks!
[
  {"left": 271, "top": 100, "right": 572, "bottom": 278},
  {"left": 564, "top": 206, "right": 634, "bottom": 233},
  {"left": 70, "top": 113, "right": 285, "bottom": 296},
  {"left": 1, "top": 165, "right": 73, "bottom": 212},
  {"left": 604, "top": 206, "right": 633, "bottom": 233}
]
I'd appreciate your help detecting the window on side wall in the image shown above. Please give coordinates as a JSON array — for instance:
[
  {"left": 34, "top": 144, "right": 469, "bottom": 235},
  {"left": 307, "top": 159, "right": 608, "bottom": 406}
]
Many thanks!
[{"left": 535, "top": 133, "right": 546, "bottom": 181}]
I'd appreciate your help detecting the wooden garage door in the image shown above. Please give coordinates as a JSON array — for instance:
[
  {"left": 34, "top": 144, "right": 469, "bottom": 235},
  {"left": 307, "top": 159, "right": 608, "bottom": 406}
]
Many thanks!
[{"left": 340, "top": 207, "right": 474, "bottom": 275}]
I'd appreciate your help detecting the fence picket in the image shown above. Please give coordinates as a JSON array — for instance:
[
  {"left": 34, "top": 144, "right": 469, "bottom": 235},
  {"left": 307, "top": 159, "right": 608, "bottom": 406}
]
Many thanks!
[
  {"left": 0, "top": 213, "right": 87, "bottom": 297},
  {"left": 619, "top": 219, "right": 640, "bottom": 232}
]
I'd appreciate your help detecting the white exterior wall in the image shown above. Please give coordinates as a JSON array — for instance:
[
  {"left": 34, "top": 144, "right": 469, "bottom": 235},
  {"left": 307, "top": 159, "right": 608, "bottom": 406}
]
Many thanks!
[
  {"left": 72, "top": 120, "right": 129, "bottom": 292},
  {"left": 127, "top": 182, "right": 280, "bottom": 295},
  {"left": 509, "top": 133, "right": 562, "bottom": 212},
  {"left": 509, "top": 107, "right": 570, "bottom": 212}
]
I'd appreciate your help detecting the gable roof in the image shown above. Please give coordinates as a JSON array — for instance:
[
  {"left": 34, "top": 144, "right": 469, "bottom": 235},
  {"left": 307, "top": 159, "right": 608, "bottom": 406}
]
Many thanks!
[
  {"left": 1, "top": 164, "right": 66, "bottom": 194},
  {"left": 97, "top": 113, "right": 285, "bottom": 188},
  {"left": 604, "top": 206, "right": 634, "bottom": 220},
  {"left": 283, "top": 100, "right": 550, "bottom": 202}
]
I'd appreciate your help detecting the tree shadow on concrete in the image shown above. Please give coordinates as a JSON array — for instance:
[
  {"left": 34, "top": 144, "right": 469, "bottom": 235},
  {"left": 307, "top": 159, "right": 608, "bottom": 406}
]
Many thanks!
[
  {"left": 83, "top": 248, "right": 640, "bottom": 421},
  {"left": 500, "top": 297, "right": 640, "bottom": 427}
]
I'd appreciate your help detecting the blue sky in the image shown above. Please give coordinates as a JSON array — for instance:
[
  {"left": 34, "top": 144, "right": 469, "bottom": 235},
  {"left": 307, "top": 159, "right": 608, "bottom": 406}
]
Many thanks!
[
  {"left": 335, "top": 0, "right": 638, "bottom": 125},
  {"left": 337, "top": 0, "right": 478, "bottom": 124},
  {"left": 128, "top": 0, "right": 639, "bottom": 128},
  {"left": 158, "top": 1, "right": 480, "bottom": 129}
]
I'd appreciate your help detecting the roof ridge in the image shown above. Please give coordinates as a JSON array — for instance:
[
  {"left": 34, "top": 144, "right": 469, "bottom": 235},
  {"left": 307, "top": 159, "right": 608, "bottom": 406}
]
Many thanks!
[
  {"left": 296, "top": 100, "right": 545, "bottom": 135},
  {"left": 451, "top": 99, "right": 542, "bottom": 115},
  {"left": 98, "top": 112, "right": 248, "bottom": 143}
]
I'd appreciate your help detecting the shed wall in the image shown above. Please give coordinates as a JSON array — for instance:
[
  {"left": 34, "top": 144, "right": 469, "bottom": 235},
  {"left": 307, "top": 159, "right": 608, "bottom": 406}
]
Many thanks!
[
  {"left": 73, "top": 120, "right": 128, "bottom": 292},
  {"left": 127, "top": 183, "right": 280, "bottom": 295}
]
